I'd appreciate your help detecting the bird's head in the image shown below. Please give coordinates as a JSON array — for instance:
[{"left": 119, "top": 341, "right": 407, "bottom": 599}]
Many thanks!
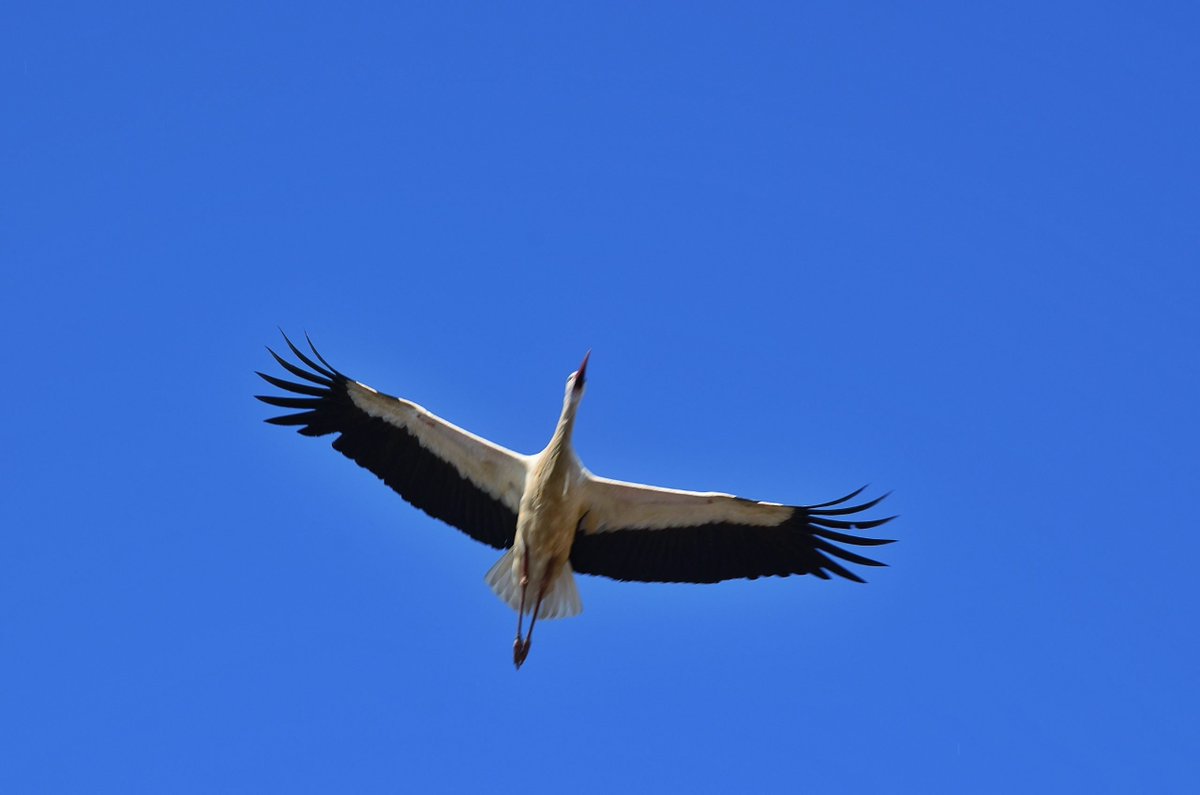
[{"left": 566, "top": 350, "right": 590, "bottom": 404}]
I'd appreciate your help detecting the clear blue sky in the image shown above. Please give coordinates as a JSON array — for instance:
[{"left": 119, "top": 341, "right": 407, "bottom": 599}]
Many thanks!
[{"left": 4, "top": 2, "right": 1198, "bottom": 792}]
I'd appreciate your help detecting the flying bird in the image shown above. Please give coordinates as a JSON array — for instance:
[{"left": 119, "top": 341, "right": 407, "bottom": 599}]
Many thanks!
[{"left": 256, "top": 333, "right": 895, "bottom": 668}]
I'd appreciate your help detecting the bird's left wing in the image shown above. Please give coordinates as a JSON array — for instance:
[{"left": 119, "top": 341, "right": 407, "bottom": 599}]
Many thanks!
[
  {"left": 256, "top": 334, "right": 528, "bottom": 550},
  {"left": 570, "top": 475, "right": 894, "bottom": 583}
]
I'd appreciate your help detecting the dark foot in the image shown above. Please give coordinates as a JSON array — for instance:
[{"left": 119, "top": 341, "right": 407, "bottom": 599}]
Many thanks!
[{"left": 513, "top": 637, "right": 531, "bottom": 669}]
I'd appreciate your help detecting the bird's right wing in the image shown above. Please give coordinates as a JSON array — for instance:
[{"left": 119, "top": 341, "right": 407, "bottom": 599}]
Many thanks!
[
  {"left": 256, "top": 333, "right": 528, "bottom": 550},
  {"left": 571, "top": 475, "right": 894, "bottom": 583}
]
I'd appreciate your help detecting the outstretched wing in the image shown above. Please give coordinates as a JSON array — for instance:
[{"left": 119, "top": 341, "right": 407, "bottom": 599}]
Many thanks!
[
  {"left": 571, "top": 477, "right": 894, "bottom": 583},
  {"left": 256, "top": 333, "right": 528, "bottom": 550}
]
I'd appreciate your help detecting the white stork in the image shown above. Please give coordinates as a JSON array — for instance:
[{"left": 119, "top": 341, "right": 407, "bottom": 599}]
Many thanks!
[{"left": 256, "top": 333, "right": 894, "bottom": 668}]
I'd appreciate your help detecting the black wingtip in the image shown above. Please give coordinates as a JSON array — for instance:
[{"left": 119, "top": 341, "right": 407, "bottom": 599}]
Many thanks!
[
  {"left": 810, "top": 515, "right": 896, "bottom": 532},
  {"left": 804, "top": 484, "right": 869, "bottom": 510},
  {"left": 807, "top": 491, "right": 891, "bottom": 517},
  {"left": 256, "top": 371, "right": 328, "bottom": 397},
  {"left": 280, "top": 330, "right": 337, "bottom": 380},
  {"left": 265, "top": 346, "right": 334, "bottom": 386},
  {"left": 305, "top": 331, "right": 338, "bottom": 374},
  {"left": 255, "top": 394, "right": 323, "bottom": 409}
]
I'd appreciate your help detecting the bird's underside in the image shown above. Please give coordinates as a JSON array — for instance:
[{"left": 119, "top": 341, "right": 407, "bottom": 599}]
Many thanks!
[{"left": 256, "top": 333, "right": 896, "bottom": 668}]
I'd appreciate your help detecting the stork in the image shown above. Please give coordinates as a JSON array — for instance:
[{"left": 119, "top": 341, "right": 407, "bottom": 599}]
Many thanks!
[{"left": 256, "top": 333, "right": 895, "bottom": 669}]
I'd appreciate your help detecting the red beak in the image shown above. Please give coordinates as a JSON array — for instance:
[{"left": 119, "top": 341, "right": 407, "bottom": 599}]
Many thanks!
[{"left": 576, "top": 350, "right": 590, "bottom": 387}]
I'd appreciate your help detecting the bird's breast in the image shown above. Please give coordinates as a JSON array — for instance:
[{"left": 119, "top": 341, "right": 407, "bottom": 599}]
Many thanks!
[
  {"left": 514, "top": 448, "right": 587, "bottom": 578},
  {"left": 518, "top": 495, "right": 579, "bottom": 547},
  {"left": 516, "top": 482, "right": 584, "bottom": 570}
]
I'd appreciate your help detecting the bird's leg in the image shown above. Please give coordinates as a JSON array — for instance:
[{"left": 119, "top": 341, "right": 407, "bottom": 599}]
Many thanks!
[
  {"left": 515, "top": 576, "right": 527, "bottom": 641},
  {"left": 519, "top": 588, "right": 546, "bottom": 666},
  {"left": 513, "top": 568, "right": 530, "bottom": 669}
]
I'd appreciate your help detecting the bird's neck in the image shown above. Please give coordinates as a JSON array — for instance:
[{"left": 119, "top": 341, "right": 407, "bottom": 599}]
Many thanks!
[{"left": 542, "top": 401, "right": 577, "bottom": 474}]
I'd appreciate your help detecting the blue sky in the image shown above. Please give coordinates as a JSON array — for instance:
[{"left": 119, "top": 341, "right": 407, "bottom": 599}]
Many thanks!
[{"left": 4, "top": 2, "right": 1198, "bottom": 792}]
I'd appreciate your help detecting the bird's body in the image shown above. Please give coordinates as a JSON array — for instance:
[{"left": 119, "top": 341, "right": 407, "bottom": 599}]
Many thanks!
[
  {"left": 514, "top": 441, "right": 582, "bottom": 602},
  {"left": 488, "top": 403, "right": 590, "bottom": 662},
  {"left": 257, "top": 334, "right": 894, "bottom": 668}
]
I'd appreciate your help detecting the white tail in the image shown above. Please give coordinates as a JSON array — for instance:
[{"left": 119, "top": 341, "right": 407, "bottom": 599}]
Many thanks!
[{"left": 484, "top": 550, "right": 583, "bottom": 619}]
